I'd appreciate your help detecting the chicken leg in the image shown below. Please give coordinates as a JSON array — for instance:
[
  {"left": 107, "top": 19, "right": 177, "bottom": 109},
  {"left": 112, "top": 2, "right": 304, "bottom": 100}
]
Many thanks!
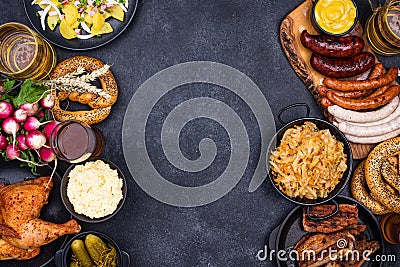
[
  {"left": 0, "top": 239, "right": 40, "bottom": 261},
  {"left": 0, "top": 176, "right": 81, "bottom": 251}
]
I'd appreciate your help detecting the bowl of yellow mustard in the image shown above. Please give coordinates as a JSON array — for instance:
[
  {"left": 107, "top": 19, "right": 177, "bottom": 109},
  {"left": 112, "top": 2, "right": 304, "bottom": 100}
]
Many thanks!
[{"left": 312, "top": 0, "right": 358, "bottom": 36}]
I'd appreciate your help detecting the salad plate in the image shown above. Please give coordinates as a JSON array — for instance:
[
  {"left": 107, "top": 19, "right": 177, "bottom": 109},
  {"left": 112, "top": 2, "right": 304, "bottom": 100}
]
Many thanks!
[{"left": 24, "top": 0, "right": 139, "bottom": 50}]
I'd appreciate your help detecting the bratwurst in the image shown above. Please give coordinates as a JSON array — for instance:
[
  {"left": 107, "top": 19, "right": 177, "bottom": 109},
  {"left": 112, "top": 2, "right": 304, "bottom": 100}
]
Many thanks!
[
  {"left": 326, "top": 85, "right": 400, "bottom": 110},
  {"left": 324, "top": 66, "right": 398, "bottom": 91},
  {"left": 300, "top": 30, "right": 365, "bottom": 58},
  {"left": 311, "top": 52, "right": 375, "bottom": 78}
]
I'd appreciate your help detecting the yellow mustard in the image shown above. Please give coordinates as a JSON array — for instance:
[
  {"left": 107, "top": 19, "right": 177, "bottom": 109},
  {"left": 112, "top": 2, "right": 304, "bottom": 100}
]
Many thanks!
[{"left": 314, "top": 0, "right": 357, "bottom": 35}]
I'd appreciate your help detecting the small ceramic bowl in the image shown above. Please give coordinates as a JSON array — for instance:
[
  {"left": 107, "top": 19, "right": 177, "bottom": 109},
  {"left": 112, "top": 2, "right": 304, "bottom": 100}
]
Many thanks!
[
  {"left": 61, "top": 157, "right": 127, "bottom": 223},
  {"left": 54, "top": 231, "right": 130, "bottom": 267},
  {"left": 312, "top": 0, "right": 358, "bottom": 36}
]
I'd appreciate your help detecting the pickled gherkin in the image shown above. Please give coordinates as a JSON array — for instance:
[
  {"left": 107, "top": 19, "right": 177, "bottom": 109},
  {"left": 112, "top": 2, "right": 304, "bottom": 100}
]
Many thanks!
[
  {"left": 85, "top": 234, "right": 108, "bottom": 264},
  {"left": 77, "top": 234, "right": 118, "bottom": 267},
  {"left": 71, "top": 239, "right": 95, "bottom": 267}
]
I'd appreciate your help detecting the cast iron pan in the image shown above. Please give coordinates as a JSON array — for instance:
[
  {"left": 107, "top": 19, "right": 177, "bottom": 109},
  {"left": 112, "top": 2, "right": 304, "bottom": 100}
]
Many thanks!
[
  {"left": 54, "top": 231, "right": 130, "bottom": 267},
  {"left": 24, "top": 0, "right": 139, "bottom": 50},
  {"left": 0, "top": 159, "right": 71, "bottom": 267},
  {"left": 268, "top": 103, "right": 353, "bottom": 206},
  {"left": 268, "top": 196, "right": 385, "bottom": 267}
]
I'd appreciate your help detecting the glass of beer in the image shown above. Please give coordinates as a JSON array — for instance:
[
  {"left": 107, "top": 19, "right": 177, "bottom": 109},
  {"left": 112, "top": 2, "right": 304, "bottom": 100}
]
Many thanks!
[
  {"left": 365, "top": 0, "right": 400, "bottom": 55},
  {"left": 0, "top": 22, "right": 56, "bottom": 80},
  {"left": 380, "top": 212, "right": 400, "bottom": 244},
  {"left": 49, "top": 120, "right": 105, "bottom": 163}
]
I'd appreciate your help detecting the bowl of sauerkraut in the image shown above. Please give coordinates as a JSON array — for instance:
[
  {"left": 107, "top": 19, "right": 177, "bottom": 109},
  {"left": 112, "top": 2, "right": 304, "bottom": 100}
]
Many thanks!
[{"left": 267, "top": 118, "right": 352, "bottom": 205}]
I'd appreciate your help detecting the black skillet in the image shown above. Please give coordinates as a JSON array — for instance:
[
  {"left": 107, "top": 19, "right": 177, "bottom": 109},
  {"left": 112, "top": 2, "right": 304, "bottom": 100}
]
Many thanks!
[
  {"left": 267, "top": 104, "right": 353, "bottom": 220},
  {"left": 268, "top": 196, "right": 385, "bottom": 267},
  {"left": 0, "top": 159, "right": 71, "bottom": 267}
]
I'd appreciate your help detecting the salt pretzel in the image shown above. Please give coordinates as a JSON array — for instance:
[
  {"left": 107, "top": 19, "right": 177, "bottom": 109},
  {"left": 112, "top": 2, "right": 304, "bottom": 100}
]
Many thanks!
[
  {"left": 350, "top": 161, "right": 390, "bottom": 215},
  {"left": 50, "top": 56, "right": 118, "bottom": 124},
  {"left": 365, "top": 137, "right": 400, "bottom": 213}
]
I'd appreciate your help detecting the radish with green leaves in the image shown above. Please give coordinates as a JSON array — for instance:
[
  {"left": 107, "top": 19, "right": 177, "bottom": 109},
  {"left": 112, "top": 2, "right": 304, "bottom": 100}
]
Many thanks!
[
  {"left": 25, "top": 131, "right": 47, "bottom": 150},
  {"left": 0, "top": 101, "right": 14, "bottom": 119},
  {"left": 1, "top": 78, "right": 57, "bottom": 173}
]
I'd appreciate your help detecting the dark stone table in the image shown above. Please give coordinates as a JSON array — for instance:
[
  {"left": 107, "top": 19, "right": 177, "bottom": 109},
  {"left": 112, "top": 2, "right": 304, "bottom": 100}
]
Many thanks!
[{"left": 1, "top": 0, "right": 399, "bottom": 266}]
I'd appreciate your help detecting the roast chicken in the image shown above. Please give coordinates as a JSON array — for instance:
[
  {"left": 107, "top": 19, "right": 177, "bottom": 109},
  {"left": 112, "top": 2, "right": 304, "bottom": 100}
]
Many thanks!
[{"left": 0, "top": 176, "right": 81, "bottom": 260}]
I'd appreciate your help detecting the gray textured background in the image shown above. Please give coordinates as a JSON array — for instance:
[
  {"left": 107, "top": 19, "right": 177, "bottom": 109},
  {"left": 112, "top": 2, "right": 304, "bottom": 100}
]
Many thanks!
[{"left": 1, "top": 0, "right": 400, "bottom": 266}]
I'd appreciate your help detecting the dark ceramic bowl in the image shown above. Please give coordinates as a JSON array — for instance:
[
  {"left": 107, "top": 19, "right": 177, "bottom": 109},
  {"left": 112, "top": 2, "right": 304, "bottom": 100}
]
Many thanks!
[
  {"left": 312, "top": 0, "right": 358, "bottom": 36},
  {"left": 61, "top": 157, "right": 127, "bottom": 223},
  {"left": 267, "top": 117, "right": 353, "bottom": 206},
  {"left": 54, "top": 231, "right": 130, "bottom": 267}
]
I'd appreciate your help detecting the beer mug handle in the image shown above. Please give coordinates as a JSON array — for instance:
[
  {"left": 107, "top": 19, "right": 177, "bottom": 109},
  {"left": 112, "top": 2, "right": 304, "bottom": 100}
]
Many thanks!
[{"left": 367, "top": 0, "right": 385, "bottom": 11}]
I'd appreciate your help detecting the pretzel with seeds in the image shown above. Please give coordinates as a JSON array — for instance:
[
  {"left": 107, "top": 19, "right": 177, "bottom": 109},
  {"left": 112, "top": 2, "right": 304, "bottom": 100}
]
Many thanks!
[{"left": 49, "top": 56, "right": 118, "bottom": 125}]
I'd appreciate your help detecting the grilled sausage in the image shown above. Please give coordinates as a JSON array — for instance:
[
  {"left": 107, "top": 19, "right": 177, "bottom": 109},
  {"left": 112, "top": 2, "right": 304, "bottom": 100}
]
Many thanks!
[
  {"left": 326, "top": 85, "right": 400, "bottom": 110},
  {"left": 317, "top": 64, "right": 385, "bottom": 99},
  {"left": 365, "top": 85, "right": 390, "bottom": 98},
  {"left": 320, "top": 97, "right": 333, "bottom": 108},
  {"left": 300, "top": 30, "right": 365, "bottom": 58},
  {"left": 324, "top": 66, "right": 398, "bottom": 91},
  {"left": 311, "top": 52, "right": 375, "bottom": 78}
]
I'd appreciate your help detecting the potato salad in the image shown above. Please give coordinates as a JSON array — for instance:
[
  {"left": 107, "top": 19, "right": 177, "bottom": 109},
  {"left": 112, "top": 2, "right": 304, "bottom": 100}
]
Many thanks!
[{"left": 32, "top": 0, "right": 128, "bottom": 39}]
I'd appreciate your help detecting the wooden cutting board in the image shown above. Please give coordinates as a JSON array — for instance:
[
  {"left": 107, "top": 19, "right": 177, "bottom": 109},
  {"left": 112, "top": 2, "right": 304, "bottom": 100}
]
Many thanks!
[{"left": 279, "top": 0, "right": 378, "bottom": 159}]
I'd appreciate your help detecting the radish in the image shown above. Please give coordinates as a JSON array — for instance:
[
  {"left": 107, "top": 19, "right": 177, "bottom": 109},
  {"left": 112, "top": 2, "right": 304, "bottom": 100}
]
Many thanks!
[
  {"left": 2, "top": 117, "right": 20, "bottom": 148},
  {"left": 0, "top": 136, "right": 7, "bottom": 150},
  {"left": 24, "top": 117, "right": 55, "bottom": 132},
  {"left": 0, "top": 101, "right": 14, "bottom": 119},
  {"left": 39, "top": 146, "right": 56, "bottom": 162},
  {"left": 25, "top": 130, "right": 46, "bottom": 150},
  {"left": 2, "top": 118, "right": 20, "bottom": 135},
  {"left": 37, "top": 110, "right": 45, "bottom": 118},
  {"left": 6, "top": 144, "right": 20, "bottom": 160},
  {"left": 13, "top": 109, "right": 28, "bottom": 123},
  {"left": 43, "top": 121, "right": 58, "bottom": 139},
  {"left": 20, "top": 103, "right": 39, "bottom": 116},
  {"left": 16, "top": 134, "right": 28, "bottom": 151},
  {"left": 24, "top": 117, "right": 41, "bottom": 131},
  {"left": 40, "top": 94, "right": 55, "bottom": 109}
]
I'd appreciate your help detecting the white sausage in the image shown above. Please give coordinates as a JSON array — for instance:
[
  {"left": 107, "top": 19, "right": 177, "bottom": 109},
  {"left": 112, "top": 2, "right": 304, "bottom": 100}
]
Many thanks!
[
  {"left": 344, "top": 127, "right": 400, "bottom": 144},
  {"left": 334, "top": 100, "right": 400, "bottom": 126},
  {"left": 328, "top": 96, "right": 399, "bottom": 123},
  {"left": 338, "top": 115, "right": 400, "bottom": 137}
]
